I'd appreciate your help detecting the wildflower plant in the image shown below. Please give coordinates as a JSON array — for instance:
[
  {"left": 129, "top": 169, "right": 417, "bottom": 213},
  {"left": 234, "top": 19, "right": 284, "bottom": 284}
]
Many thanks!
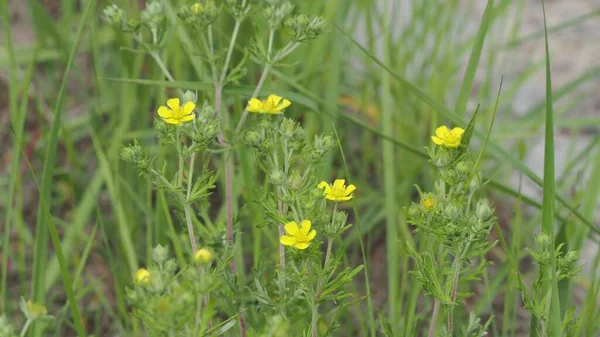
[
  {"left": 0, "top": 299, "right": 53, "bottom": 337},
  {"left": 108, "top": 0, "right": 359, "bottom": 336},
  {"left": 405, "top": 121, "right": 497, "bottom": 336}
]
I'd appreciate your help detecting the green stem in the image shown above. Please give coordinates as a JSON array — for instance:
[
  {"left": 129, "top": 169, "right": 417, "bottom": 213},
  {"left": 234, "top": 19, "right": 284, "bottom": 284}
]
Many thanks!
[
  {"left": 267, "top": 28, "right": 275, "bottom": 59},
  {"left": 19, "top": 319, "right": 32, "bottom": 337},
  {"left": 220, "top": 19, "right": 243, "bottom": 83},
  {"left": 447, "top": 248, "right": 464, "bottom": 336},
  {"left": 427, "top": 299, "right": 441, "bottom": 337},
  {"left": 311, "top": 304, "right": 319, "bottom": 337}
]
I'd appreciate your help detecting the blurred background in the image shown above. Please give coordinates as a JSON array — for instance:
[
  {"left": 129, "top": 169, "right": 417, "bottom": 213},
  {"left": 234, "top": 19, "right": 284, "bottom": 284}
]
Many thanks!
[{"left": 1, "top": 0, "right": 600, "bottom": 336}]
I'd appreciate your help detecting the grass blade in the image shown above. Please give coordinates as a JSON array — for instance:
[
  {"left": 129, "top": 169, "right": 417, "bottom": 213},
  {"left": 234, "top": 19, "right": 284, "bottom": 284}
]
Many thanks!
[
  {"left": 30, "top": 2, "right": 95, "bottom": 336},
  {"left": 455, "top": 0, "right": 495, "bottom": 117},
  {"left": 540, "top": 1, "right": 562, "bottom": 335}
]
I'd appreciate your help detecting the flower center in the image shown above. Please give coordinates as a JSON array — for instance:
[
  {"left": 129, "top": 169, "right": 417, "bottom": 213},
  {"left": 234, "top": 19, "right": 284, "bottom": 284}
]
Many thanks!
[
  {"left": 296, "top": 232, "right": 309, "bottom": 242},
  {"left": 331, "top": 187, "right": 346, "bottom": 196}
]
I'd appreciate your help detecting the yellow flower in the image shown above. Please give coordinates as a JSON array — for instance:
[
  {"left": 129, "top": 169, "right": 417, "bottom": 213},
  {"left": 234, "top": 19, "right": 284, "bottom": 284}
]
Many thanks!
[
  {"left": 246, "top": 94, "right": 291, "bottom": 114},
  {"left": 431, "top": 125, "right": 465, "bottom": 148},
  {"left": 280, "top": 220, "right": 316, "bottom": 250},
  {"left": 317, "top": 179, "right": 356, "bottom": 202},
  {"left": 193, "top": 248, "right": 214, "bottom": 264},
  {"left": 157, "top": 98, "right": 196, "bottom": 125},
  {"left": 134, "top": 268, "right": 150, "bottom": 285},
  {"left": 421, "top": 195, "right": 436, "bottom": 211},
  {"left": 26, "top": 300, "right": 48, "bottom": 319},
  {"left": 191, "top": 3, "right": 203, "bottom": 15}
]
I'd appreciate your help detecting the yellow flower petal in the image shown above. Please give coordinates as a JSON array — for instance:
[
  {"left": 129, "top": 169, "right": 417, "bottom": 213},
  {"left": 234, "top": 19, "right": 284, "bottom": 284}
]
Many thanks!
[
  {"left": 307, "top": 229, "right": 316, "bottom": 241},
  {"left": 163, "top": 118, "right": 181, "bottom": 125},
  {"left": 317, "top": 181, "right": 331, "bottom": 194},
  {"left": 450, "top": 127, "right": 465, "bottom": 138},
  {"left": 180, "top": 114, "right": 196, "bottom": 122},
  {"left": 300, "top": 220, "right": 311, "bottom": 235},
  {"left": 247, "top": 98, "right": 263, "bottom": 112},
  {"left": 267, "top": 94, "right": 283, "bottom": 105},
  {"left": 280, "top": 235, "right": 297, "bottom": 246},
  {"left": 431, "top": 136, "right": 444, "bottom": 145},
  {"left": 284, "top": 221, "right": 299, "bottom": 235},
  {"left": 345, "top": 184, "right": 356, "bottom": 195},
  {"left": 183, "top": 101, "right": 196, "bottom": 115},
  {"left": 435, "top": 125, "right": 449, "bottom": 138},
  {"left": 333, "top": 179, "right": 346, "bottom": 190},
  {"left": 278, "top": 98, "right": 291, "bottom": 110},
  {"left": 158, "top": 106, "right": 171, "bottom": 118},
  {"left": 294, "top": 242, "right": 310, "bottom": 250},
  {"left": 167, "top": 98, "right": 180, "bottom": 110}
]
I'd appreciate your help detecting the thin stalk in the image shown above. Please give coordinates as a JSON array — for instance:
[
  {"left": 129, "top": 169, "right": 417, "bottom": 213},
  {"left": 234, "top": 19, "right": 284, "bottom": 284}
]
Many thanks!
[
  {"left": 19, "top": 320, "right": 32, "bottom": 337},
  {"left": 311, "top": 304, "right": 319, "bottom": 337},
  {"left": 220, "top": 19, "right": 243, "bottom": 83},
  {"left": 147, "top": 49, "right": 177, "bottom": 84},
  {"left": 185, "top": 152, "right": 200, "bottom": 254},
  {"left": 427, "top": 300, "right": 441, "bottom": 337},
  {"left": 267, "top": 28, "right": 275, "bottom": 59},
  {"left": 447, "top": 249, "right": 464, "bottom": 336}
]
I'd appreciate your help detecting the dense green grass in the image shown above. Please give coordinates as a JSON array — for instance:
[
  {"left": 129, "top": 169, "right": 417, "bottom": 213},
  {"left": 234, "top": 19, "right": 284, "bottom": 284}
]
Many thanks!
[{"left": 1, "top": 0, "right": 600, "bottom": 336}]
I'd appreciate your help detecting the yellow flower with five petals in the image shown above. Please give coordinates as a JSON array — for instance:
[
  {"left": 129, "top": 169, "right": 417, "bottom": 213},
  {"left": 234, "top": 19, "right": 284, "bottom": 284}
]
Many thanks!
[
  {"left": 157, "top": 98, "right": 196, "bottom": 125},
  {"left": 318, "top": 179, "right": 356, "bottom": 202},
  {"left": 280, "top": 220, "right": 316, "bottom": 250},
  {"left": 247, "top": 94, "right": 291, "bottom": 114},
  {"left": 431, "top": 125, "right": 464, "bottom": 148}
]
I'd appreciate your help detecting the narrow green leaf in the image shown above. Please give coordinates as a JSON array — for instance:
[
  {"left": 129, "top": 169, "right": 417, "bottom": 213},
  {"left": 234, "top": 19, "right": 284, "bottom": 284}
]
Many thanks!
[
  {"left": 455, "top": 0, "right": 495, "bottom": 117},
  {"left": 30, "top": 2, "right": 95, "bottom": 337},
  {"left": 540, "top": 1, "right": 562, "bottom": 336}
]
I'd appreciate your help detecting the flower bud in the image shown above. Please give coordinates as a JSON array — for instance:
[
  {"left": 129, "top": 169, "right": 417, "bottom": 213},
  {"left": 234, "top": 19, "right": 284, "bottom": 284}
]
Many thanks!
[
  {"left": 287, "top": 170, "right": 303, "bottom": 190},
  {"left": 134, "top": 268, "right": 151, "bottom": 286},
  {"left": 181, "top": 90, "right": 198, "bottom": 105},
  {"left": 102, "top": 4, "right": 125, "bottom": 26},
  {"left": 564, "top": 250, "right": 579, "bottom": 265},
  {"left": 455, "top": 161, "right": 471, "bottom": 180},
  {"left": 225, "top": 0, "right": 252, "bottom": 19},
  {"left": 284, "top": 14, "right": 328, "bottom": 43},
  {"left": 194, "top": 248, "right": 214, "bottom": 265},
  {"left": 309, "top": 134, "right": 336, "bottom": 162},
  {"left": 244, "top": 130, "right": 262, "bottom": 146},
  {"left": 269, "top": 170, "right": 285, "bottom": 185},
  {"left": 141, "top": 1, "right": 165, "bottom": 28},
  {"left": 178, "top": 1, "right": 219, "bottom": 29},
  {"left": 443, "top": 204, "right": 460, "bottom": 219},
  {"left": 120, "top": 141, "right": 150, "bottom": 173},
  {"left": 427, "top": 147, "right": 452, "bottom": 167},
  {"left": 164, "top": 259, "right": 177, "bottom": 274},
  {"left": 311, "top": 187, "right": 324, "bottom": 199},
  {"left": 407, "top": 204, "right": 420, "bottom": 219},
  {"left": 475, "top": 199, "right": 493, "bottom": 221},
  {"left": 20, "top": 298, "right": 48, "bottom": 320},
  {"left": 280, "top": 118, "right": 296, "bottom": 138},
  {"left": 420, "top": 194, "right": 436, "bottom": 212},
  {"left": 440, "top": 168, "right": 458, "bottom": 185},
  {"left": 122, "top": 19, "right": 141, "bottom": 32},
  {"left": 152, "top": 244, "right": 169, "bottom": 264},
  {"left": 263, "top": 2, "right": 294, "bottom": 29},
  {"left": 535, "top": 233, "right": 551, "bottom": 249},
  {"left": 324, "top": 210, "right": 348, "bottom": 237}
]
